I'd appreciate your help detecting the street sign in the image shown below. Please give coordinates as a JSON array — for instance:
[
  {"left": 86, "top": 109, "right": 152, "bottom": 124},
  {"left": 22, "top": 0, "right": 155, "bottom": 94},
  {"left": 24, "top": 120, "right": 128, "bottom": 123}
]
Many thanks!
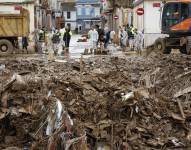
[
  {"left": 15, "top": 6, "right": 22, "bottom": 11},
  {"left": 136, "top": 8, "right": 144, "bottom": 16},
  {"left": 153, "top": 3, "right": 161, "bottom": 7},
  {"left": 114, "top": 15, "right": 119, "bottom": 20}
]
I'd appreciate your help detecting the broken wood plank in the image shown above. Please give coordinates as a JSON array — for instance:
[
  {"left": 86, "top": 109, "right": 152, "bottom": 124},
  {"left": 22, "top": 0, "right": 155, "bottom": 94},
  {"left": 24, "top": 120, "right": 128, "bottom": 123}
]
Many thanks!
[
  {"left": 0, "top": 78, "right": 16, "bottom": 95},
  {"left": 175, "top": 70, "right": 191, "bottom": 80},
  {"left": 177, "top": 100, "right": 185, "bottom": 119},
  {"left": 174, "top": 87, "right": 191, "bottom": 98}
]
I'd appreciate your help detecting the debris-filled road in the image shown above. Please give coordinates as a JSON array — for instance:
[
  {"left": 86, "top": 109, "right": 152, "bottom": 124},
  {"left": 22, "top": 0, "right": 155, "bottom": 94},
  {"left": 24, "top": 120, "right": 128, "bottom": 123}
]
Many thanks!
[{"left": 1, "top": 52, "right": 191, "bottom": 150}]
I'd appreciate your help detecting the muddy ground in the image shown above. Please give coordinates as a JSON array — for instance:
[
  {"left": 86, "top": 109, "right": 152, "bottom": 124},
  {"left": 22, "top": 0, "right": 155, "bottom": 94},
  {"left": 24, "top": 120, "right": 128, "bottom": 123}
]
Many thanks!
[{"left": 0, "top": 52, "right": 191, "bottom": 150}]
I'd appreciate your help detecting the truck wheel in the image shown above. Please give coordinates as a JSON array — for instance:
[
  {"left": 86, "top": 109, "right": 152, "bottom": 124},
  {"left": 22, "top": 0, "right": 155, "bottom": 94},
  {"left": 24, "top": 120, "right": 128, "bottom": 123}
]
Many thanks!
[
  {"left": 155, "top": 38, "right": 171, "bottom": 54},
  {"left": 0, "top": 39, "right": 13, "bottom": 56},
  {"left": 154, "top": 38, "right": 165, "bottom": 51},
  {"left": 186, "top": 36, "right": 191, "bottom": 55}
]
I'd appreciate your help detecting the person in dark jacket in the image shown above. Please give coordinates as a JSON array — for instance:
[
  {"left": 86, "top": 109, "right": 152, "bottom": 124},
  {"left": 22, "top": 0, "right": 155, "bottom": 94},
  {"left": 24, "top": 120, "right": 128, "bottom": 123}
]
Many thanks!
[
  {"left": 104, "top": 26, "right": 110, "bottom": 49},
  {"left": 63, "top": 28, "right": 71, "bottom": 52},
  {"left": 52, "top": 29, "right": 61, "bottom": 55},
  {"left": 22, "top": 36, "right": 28, "bottom": 53},
  {"left": 95, "top": 25, "right": 105, "bottom": 45}
]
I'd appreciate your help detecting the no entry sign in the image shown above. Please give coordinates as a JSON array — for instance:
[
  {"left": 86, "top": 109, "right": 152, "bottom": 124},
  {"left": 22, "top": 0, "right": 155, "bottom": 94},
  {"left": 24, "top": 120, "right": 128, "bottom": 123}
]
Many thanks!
[
  {"left": 136, "top": 8, "right": 144, "bottom": 16},
  {"left": 114, "top": 15, "right": 119, "bottom": 20},
  {"left": 15, "top": 6, "right": 23, "bottom": 10}
]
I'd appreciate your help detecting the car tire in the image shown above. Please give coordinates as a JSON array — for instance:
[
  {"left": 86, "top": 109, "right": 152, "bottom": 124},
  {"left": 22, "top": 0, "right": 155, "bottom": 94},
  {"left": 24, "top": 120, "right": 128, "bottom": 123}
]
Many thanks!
[{"left": 154, "top": 38, "right": 165, "bottom": 51}]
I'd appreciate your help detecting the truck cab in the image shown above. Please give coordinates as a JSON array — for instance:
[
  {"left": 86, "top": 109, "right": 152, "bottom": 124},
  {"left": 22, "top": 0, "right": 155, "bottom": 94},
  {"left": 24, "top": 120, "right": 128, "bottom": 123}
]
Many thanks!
[
  {"left": 162, "top": 0, "right": 191, "bottom": 36},
  {"left": 154, "top": 0, "right": 191, "bottom": 54}
]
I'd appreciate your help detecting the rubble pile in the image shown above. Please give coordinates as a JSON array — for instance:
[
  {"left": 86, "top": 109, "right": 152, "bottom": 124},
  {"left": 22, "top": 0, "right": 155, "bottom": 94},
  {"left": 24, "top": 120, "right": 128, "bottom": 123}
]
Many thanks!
[{"left": 0, "top": 54, "right": 191, "bottom": 150}]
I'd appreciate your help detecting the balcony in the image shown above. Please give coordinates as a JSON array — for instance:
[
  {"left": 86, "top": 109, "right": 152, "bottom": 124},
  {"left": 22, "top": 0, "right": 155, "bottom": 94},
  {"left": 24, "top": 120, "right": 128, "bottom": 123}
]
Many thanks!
[
  {"left": 77, "top": 15, "right": 100, "bottom": 20},
  {"left": 76, "top": 0, "right": 100, "bottom": 5}
]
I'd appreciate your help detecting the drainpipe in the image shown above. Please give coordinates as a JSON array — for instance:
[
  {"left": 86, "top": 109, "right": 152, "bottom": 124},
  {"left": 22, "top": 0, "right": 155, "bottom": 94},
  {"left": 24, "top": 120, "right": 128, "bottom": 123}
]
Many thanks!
[
  {"left": 143, "top": 0, "right": 145, "bottom": 32},
  {"left": 143, "top": 0, "right": 145, "bottom": 47},
  {"left": 113, "top": 0, "right": 117, "bottom": 32}
]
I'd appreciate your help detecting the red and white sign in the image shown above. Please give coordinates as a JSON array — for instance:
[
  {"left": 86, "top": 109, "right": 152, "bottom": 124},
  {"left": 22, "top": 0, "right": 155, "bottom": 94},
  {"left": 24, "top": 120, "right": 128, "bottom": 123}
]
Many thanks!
[
  {"left": 114, "top": 15, "right": 119, "bottom": 20},
  {"left": 14, "top": 6, "right": 22, "bottom": 11},
  {"left": 153, "top": 3, "right": 161, "bottom": 7},
  {"left": 136, "top": 8, "right": 144, "bottom": 16}
]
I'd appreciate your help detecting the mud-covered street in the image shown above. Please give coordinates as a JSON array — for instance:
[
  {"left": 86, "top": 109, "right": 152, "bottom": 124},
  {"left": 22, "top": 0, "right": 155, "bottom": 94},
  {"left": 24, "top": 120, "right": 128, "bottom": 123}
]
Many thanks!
[
  {"left": 1, "top": 0, "right": 191, "bottom": 149},
  {"left": 1, "top": 52, "right": 191, "bottom": 150}
]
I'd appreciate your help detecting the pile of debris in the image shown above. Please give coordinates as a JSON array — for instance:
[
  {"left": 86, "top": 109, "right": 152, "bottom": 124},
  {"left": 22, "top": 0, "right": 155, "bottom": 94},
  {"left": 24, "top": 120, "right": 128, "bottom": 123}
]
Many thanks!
[
  {"left": 0, "top": 53, "right": 191, "bottom": 149},
  {"left": 84, "top": 48, "right": 109, "bottom": 55}
]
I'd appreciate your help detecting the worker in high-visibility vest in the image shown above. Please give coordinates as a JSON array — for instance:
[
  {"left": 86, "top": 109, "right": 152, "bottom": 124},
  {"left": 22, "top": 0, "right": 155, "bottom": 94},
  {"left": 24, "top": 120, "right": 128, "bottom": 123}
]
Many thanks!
[
  {"left": 38, "top": 27, "right": 46, "bottom": 54},
  {"left": 128, "top": 25, "right": 136, "bottom": 51}
]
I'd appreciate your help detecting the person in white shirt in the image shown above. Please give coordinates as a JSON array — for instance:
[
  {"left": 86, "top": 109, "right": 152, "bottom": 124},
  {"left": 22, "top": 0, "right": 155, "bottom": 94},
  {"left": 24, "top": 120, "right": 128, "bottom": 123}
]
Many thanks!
[
  {"left": 88, "top": 26, "right": 99, "bottom": 51},
  {"left": 119, "top": 26, "right": 128, "bottom": 50},
  {"left": 134, "top": 30, "right": 144, "bottom": 54},
  {"left": 110, "top": 30, "right": 115, "bottom": 44},
  {"left": 60, "top": 26, "right": 66, "bottom": 50}
]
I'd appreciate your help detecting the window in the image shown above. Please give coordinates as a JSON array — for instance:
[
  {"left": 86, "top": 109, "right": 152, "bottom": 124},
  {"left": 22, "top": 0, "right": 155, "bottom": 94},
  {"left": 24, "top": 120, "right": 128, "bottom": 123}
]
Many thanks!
[
  {"left": 163, "top": 2, "right": 189, "bottom": 29},
  {"left": 77, "top": 6, "right": 82, "bottom": 15},
  {"left": 82, "top": 5, "right": 86, "bottom": 16},
  {"left": 86, "top": 5, "right": 90, "bottom": 16},
  {"left": 67, "top": 12, "right": 71, "bottom": 19},
  {"left": 94, "top": 7, "right": 100, "bottom": 17},
  {"left": 90, "top": 7, "right": 95, "bottom": 16},
  {"left": 181, "top": 3, "right": 189, "bottom": 20},
  {"left": 163, "top": 3, "right": 180, "bottom": 28}
]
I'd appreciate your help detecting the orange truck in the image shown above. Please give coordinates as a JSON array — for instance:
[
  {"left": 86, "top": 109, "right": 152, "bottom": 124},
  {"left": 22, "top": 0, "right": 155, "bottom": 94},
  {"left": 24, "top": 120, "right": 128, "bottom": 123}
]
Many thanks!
[
  {"left": 154, "top": 0, "right": 191, "bottom": 54},
  {"left": 0, "top": 8, "right": 29, "bottom": 56}
]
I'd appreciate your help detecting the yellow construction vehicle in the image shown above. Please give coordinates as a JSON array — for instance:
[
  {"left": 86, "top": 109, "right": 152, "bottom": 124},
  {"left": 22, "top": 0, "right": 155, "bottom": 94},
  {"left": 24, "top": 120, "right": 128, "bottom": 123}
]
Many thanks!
[{"left": 0, "top": 8, "right": 30, "bottom": 56}]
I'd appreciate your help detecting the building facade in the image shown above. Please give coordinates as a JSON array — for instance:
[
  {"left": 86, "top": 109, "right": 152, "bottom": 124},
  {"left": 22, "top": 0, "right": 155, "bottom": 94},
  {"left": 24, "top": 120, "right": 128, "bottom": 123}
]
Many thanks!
[
  {"left": 102, "top": 0, "right": 133, "bottom": 32},
  {"left": 76, "top": 0, "right": 101, "bottom": 33},
  {"left": 49, "top": 0, "right": 64, "bottom": 29},
  {"left": 35, "top": 0, "right": 48, "bottom": 29},
  {"left": 61, "top": 0, "right": 77, "bottom": 31}
]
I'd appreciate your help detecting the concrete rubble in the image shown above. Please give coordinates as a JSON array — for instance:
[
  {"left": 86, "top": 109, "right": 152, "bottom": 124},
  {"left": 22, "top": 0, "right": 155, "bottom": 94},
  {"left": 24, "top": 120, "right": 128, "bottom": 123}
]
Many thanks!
[{"left": 0, "top": 53, "right": 191, "bottom": 150}]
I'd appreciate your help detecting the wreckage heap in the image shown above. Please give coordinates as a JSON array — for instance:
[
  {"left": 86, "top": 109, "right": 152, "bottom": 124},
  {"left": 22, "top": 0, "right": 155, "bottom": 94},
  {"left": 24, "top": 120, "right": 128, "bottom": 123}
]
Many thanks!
[{"left": 0, "top": 53, "right": 191, "bottom": 150}]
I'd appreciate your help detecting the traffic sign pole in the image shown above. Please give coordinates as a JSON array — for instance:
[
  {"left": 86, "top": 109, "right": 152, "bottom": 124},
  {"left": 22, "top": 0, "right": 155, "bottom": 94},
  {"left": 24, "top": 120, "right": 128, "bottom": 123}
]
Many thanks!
[{"left": 114, "top": 15, "right": 119, "bottom": 32}]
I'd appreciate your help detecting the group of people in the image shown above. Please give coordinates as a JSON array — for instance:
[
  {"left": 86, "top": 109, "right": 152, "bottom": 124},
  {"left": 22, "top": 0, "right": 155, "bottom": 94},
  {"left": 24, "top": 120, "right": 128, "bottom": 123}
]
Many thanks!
[
  {"left": 88, "top": 25, "right": 109, "bottom": 51},
  {"left": 87, "top": 24, "right": 144, "bottom": 53},
  {"left": 119, "top": 24, "right": 144, "bottom": 52},
  {"left": 88, "top": 24, "right": 117, "bottom": 52},
  {"left": 37, "top": 25, "right": 72, "bottom": 55}
]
